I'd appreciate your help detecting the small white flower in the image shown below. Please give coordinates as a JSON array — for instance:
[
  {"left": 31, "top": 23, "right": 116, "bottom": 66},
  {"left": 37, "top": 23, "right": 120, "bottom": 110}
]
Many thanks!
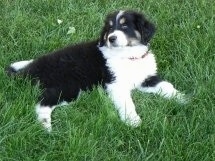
[
  {"left": 67, "top": 27, "right": 76, "bottom": 35},
  {"left": 197, "top": 25, "right": 201, "bottom": 29},
  {"left": 57, "top": 19, "right": 63, "bottom": 24}
]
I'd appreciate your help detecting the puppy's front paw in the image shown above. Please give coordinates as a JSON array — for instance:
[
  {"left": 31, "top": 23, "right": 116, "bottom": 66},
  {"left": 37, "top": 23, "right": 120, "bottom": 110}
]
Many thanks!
[
  {"left": 124, "top": 114, "right": 142, "bottom": 127},
  {"left": 36, "top": 104, "right": 52, "bottom": 132}
]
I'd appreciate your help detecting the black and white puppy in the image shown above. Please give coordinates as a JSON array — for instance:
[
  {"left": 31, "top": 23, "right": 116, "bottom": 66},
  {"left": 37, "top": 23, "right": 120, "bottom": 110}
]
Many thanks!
[{"left": 7, "top": 10, "right": 185, "bottom": 132}]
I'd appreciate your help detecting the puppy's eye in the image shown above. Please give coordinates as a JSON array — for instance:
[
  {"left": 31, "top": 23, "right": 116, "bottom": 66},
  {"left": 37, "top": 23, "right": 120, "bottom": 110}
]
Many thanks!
[{"left": 121, "top": 25, "right": 128, "bottom": 29}]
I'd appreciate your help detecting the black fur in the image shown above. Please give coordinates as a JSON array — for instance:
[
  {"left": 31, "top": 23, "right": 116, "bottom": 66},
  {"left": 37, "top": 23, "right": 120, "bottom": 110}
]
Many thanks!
[
  {"left": 141, "top": 75, "right": 162, "bottom": 87},
  {"left": 131, "top": 11, "right": 156, "bottom": 45},
  {"left": 19, "top": 41, "right": 113, "bottom": 106}
]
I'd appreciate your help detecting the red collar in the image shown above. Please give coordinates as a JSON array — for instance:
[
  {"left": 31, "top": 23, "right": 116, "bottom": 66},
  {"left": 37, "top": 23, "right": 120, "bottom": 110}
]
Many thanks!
[{"left": 128, "top": 50, "right": 150, "bottom": 61}]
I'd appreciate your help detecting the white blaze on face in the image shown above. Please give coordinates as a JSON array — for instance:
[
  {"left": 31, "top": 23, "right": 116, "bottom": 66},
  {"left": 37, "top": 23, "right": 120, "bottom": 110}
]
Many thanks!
[
  {"left": 116, "top": 10, "right": 124, "bottom": 22},
  {"left": 108, "top": 30, "right": 128, "bottom": 47}
]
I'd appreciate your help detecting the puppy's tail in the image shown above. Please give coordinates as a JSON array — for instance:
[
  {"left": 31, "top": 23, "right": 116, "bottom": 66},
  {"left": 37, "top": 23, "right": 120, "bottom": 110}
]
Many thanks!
[
  {"left": 5, "top": 60, "right": 33, "bottom": 77},
  {"left": 5, "top": 66, "right": 19, "bottom": 76}
]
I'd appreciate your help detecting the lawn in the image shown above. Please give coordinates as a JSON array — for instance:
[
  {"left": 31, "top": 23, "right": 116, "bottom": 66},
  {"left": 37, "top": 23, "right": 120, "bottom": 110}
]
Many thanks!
[{"left": 0, "top": 0, "right": 215, "bottom": 160}]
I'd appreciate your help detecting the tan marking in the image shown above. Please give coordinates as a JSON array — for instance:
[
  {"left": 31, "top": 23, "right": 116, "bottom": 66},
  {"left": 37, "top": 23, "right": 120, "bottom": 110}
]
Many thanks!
[
  {"left": 119, "top": 18, "right": 126, "bottom": 24},
  {"left": 135, "top": 30, "right": 141, "bottom": 40},
  {"left": 109, "top": 20, "right": 113, "bottom": 26},
  {"left": 104, "top": 33, "right": 107, "bottom": 40},
  {"left": 128, "top": 38, "right": 141, "bottom": 46}
]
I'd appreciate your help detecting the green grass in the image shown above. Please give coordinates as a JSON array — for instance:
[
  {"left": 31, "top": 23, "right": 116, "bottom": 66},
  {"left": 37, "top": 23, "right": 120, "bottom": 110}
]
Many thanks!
[{"left": 0, "top": 0, "right": 215, "bottom": 160}]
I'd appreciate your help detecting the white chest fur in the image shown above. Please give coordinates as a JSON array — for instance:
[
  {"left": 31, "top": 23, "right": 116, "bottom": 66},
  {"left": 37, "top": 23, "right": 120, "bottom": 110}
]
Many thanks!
[{"left": 99, "top": 45, "right": 157, "bottom": 90}]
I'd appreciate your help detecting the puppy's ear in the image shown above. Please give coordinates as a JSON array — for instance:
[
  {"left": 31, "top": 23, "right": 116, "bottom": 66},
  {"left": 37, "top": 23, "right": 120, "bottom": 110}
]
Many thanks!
[{"left": 134, "top": 12, "right": 156, "bottom": 45}]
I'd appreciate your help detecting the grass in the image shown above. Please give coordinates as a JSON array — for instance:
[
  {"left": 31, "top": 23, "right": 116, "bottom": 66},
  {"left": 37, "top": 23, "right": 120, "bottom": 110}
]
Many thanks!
[{"left": 0, "top": 0, "right": 215, "bottom": 160}]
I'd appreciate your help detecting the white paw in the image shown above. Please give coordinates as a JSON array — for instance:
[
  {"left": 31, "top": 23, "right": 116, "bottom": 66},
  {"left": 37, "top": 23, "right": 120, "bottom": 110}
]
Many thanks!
[
  {"left": 38, "top": 117, "right": 52, "bottom": 132},
  {"left": 35, "top": 104, "right": 53, "bottom": 132},
  {"left": 124, "top": 114, "right": 142, "bottom": 127}
]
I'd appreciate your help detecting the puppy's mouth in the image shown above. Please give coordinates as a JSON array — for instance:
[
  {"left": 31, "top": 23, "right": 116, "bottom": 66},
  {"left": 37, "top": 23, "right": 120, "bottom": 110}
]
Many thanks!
[
  {"left": 107, "top": 36, "right": 140, "bottom": 48},
  {"left": 108, "top": 42, "right": 126, "bottom": 48},
  {"left": 109, "top": 43, "right": 118, "bottom": 47},
  {"left": 107, "top": 40, "right": 140, "bottom": 48}
]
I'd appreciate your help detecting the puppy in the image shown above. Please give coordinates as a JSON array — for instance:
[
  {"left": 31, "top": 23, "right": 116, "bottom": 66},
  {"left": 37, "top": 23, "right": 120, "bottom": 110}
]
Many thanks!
[{"left": 6, "top": 10, "right": 185, "bottom": 132}]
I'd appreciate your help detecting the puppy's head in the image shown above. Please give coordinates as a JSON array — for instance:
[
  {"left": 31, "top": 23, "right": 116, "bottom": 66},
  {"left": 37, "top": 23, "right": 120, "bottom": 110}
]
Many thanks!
[{"left": 99, "top": 10, "right": 155, "bottom": 48}]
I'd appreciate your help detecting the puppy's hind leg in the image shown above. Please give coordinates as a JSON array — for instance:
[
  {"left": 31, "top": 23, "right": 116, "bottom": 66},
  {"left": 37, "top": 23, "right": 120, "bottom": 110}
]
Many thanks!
[
  {"left": 36, "top": 86, "right": 80, "bottom": 132},
  {"left": 6, "top": 59, "right": 33, "bottom": 75},
  {"left": 138, "top": 75, "right": 187, "bottom": 103}
]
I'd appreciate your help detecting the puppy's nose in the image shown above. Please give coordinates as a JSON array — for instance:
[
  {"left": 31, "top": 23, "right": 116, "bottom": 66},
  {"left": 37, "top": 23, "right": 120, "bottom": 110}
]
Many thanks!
[{"left": 108, "top": 35, "right": 117, "bottom": 43}]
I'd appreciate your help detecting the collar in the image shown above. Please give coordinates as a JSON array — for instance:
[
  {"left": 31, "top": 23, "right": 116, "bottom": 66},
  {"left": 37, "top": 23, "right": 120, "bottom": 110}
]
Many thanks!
[
  {"left": 128, "top": 50, "right": 150, "bottom": 61},
  {"left": 128, "top": 43, "right": 150, "bottom": 61}
]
